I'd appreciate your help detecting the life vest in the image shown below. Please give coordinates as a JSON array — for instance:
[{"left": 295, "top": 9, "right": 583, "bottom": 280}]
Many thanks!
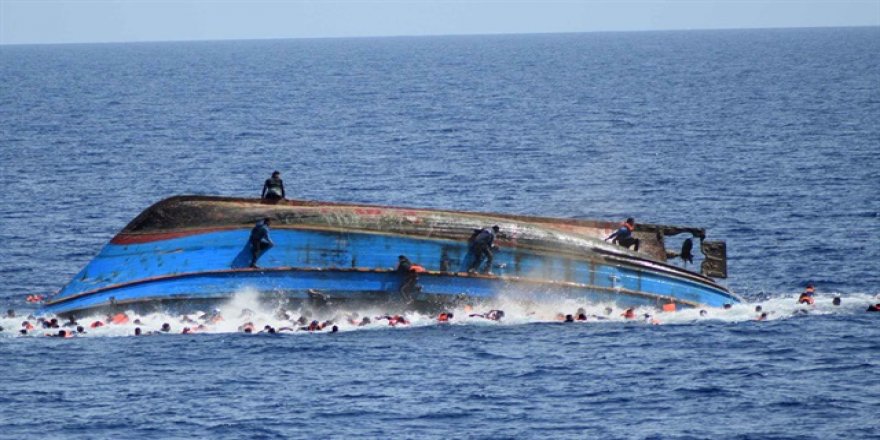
[
  {"left": 26, "top": 295, "right": 44, "bottom": 303},
  {"left": 111, "top": 313, "right": 129, "bottom": 324},
  {"left": 438, "top": 313, "right": 449, "bottom": 322},
  {"left": 798, "top": 294, "right": 815, "bottom": 305},
  {"left": 410, "top": 265, "right": 427, "bottom": 273},
  {"left": 622, "top": 309, "right": 636, "bottom": 319},
  {"left": 90, "top": 321, "right": 105, "bottom": 328}
]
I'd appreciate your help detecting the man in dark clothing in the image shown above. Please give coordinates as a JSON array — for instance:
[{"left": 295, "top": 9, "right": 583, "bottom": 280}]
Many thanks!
[
  {"left": 605, "top": 217, "right": 639, "bottom": 251},
  {"left": 249, "top": 218, "right": 274, "bottom": 268},
  {"left": 467, "top": 225, "right": 500, "bottom": 274},
  {"left": 396, "top": 255, "right": 423, "bottom": 303},
  {"left": 261, "top": 171, "right": 285, "bottom": 201}
]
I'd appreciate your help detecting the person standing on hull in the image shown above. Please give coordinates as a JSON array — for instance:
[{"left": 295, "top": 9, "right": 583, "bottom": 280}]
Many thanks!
[
  {"left": 605, "top": 217, "right": 640, "bottom": 251},
  {"left": 261, "top": 171, "right": 285, "bottom": 201},
  {"left": 249, "top": 218, "right": 274, "bottom": 268},
  {"left": 467, "top": 225, "right": 500, "bottom": 274}
]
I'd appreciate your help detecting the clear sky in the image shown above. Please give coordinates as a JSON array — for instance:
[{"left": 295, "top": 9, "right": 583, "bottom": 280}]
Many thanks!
[{"left": 1, "top": 0, "right": 878, "bottom": 45}]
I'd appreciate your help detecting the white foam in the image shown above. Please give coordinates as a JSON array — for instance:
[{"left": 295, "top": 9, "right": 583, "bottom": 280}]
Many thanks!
[{"left": 2, "top": 290, "right": 878, "bottom": 338}]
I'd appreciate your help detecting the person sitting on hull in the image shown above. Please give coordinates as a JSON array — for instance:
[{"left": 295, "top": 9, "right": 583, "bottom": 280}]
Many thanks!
[
  {"left": 249, "top": 218, "right": 274, "bottom": 268},
  {"left": 467, "top": 225, "right": 500, "bottom": 274},
  {"left": 605, "top": 218, "right": 639, "bottom": 251},
  {"left": 396, "top": 255, "right": 425, "bottom": 303},
  {"left": 261, "top": 171, "right": 285, "bottom": 202}
]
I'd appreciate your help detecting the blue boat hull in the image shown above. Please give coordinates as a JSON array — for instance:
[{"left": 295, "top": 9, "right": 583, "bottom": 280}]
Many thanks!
[{"left": 40, "top": 225, "right": 738, "bottom": 316}]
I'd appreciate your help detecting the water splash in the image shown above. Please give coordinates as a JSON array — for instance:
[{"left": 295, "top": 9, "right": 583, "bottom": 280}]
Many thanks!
[{"left": 2, "top": 290, "right": 878, "bottom": 338}]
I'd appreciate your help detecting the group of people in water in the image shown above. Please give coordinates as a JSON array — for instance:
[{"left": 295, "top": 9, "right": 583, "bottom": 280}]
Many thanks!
[
  {"left": 2, "top": 304, "right": 507, "bottom": 338},
  {"left": 7, "top": 280, "right": 878, "bottom": 338}
]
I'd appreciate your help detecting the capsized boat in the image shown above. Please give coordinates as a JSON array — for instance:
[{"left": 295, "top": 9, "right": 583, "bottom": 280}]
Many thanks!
[{"left": 39, "top": 196, "right": 739, "bottom": 316}]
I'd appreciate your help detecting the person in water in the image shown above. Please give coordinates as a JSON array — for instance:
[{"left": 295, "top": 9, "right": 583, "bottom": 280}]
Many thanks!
[
  {"left": 469, "top": 310, "right": 504, "bottom": 321},
  {"left": 467, "top": 225, "right": 500, "bottom": 274},
  {"left": 396, "top": 255, "right": 424, "bottom": 302},
  {"left": 249, "top": 218, "right": 274, "bottom": 268},
  {"left": 261, "top": 171, "right": 285, "bottom": 201},
  {"left": 605, "top": 218, "right": 640, "bottom": 251},
  {"left": 798, "top": 283, "right": 816, "bottom": 305}
]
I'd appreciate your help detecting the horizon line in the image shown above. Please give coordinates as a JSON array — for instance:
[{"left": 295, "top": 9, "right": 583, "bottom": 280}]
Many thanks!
[{"left": 2, "top": 24, "right": 877, "bottom": 48}]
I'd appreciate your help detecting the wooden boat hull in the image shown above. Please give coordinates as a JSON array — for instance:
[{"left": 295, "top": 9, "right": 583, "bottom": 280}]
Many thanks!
[{"left": 39, "top": 196, "right": 739, "bottom": 316}]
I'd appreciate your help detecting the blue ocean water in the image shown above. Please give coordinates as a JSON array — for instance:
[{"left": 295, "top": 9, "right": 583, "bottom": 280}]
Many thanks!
[{"left": 1, "top": 27, "right": 879, "bottom": 439}]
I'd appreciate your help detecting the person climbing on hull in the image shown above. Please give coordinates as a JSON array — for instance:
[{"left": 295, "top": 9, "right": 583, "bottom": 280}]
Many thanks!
[
  {"left": 466, "top": 225, "right": 500, "bottom": 274},
  {"left": 396, "top": 255, "right": 425, "bottom": 303},
  {"left": 248, "top": 218, "right": 274, "bottom": 268},
  {"left": 605, "top": 217, "right": 640, "bottom": 251}
]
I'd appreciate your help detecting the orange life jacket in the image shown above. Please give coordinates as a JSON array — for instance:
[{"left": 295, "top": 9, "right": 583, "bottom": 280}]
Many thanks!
[
  {"left": 410, "top": 265, "right": 427, "bottom": 273},
  {"left": 622, "top": 309, "right": 636, "bottom": 319},
  {"left": 111, "top": 313, "right": 129, "bottom": 324},
  {"left": 798, "top": 294, "right": 815, "bottom": 305},
  {"left": 438, "top": 313, "right": 449, "bottom": 322}
]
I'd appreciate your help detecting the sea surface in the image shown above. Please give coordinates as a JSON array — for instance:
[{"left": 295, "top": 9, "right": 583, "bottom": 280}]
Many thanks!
[{"left": 1, "top": 27, "right": 879, "bottom": 439}]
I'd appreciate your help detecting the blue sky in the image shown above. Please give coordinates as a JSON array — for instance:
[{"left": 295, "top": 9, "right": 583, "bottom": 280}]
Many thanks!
[{"left": 1, "top": 0, "right": 878, "bottom": 45}]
